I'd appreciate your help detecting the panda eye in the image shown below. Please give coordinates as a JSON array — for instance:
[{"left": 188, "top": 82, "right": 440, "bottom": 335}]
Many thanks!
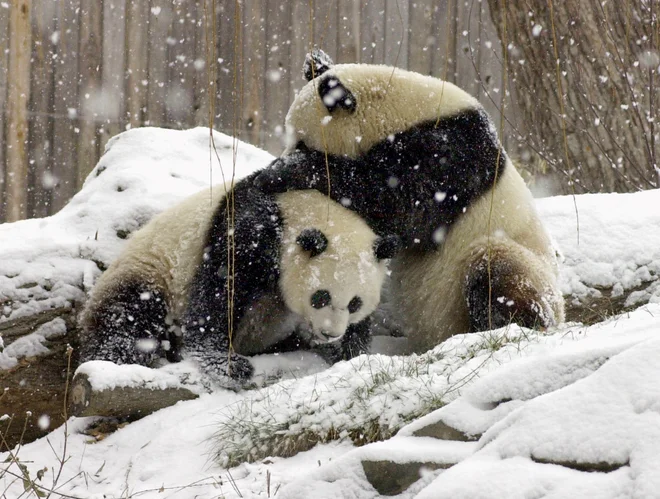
[
  {"left": 311, "top": 290, "right": 331, "bottom": 309},
  {"left": 348, "top": 296, "right": 363, "bottom": 314}
]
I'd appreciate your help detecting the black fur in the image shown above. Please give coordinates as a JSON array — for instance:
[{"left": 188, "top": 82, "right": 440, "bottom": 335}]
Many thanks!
[
  {"left": 79, "top": 281, "right": 173, "bottom": 366},
  {"left": 318, "top": 75, "right": 357, "bottom": 113},
  {"left": 303, "top": 48, "right": 334, "bottom": 81},
  {"left": 465, "top": 254, "right": 549, "bottom": 332},
  {"left": 254, "top": 109, "right": 506, "bottom": 250},
  {"left": 313, "top": 317, "right": 372, "bottom": 365},
  {"left": 297, "top": 228, "right": 328, "bottom": 257},
  {"left": 374, "top": 235, "right": 401, "bottom": 260},
  {"left": 181, "top": 172, "right": 281, "bottom": 384}
]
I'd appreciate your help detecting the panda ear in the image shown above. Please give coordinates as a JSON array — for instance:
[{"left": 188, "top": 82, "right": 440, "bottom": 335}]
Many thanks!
[
  {"left": 297, "top": 228, "right": 328, "bottom": 257},
  {"left": 318, "top": 75, "right": 357, "bottom": 113},
  {"left": 303, "top": 48, "right": 334, "bottom": 81},
  {"left": 374, "top": 235, "right": 401, "bottom": 261}
]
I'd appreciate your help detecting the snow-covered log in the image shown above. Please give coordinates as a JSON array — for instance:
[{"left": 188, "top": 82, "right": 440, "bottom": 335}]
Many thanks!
[{"left": 69, "top": 362, "right": 201, "bottom": 418}]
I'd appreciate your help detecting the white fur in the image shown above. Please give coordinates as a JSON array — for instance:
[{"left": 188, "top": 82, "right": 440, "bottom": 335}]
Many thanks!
[{"left": 285, "top": 63, "right": 565, "bottom": 352}]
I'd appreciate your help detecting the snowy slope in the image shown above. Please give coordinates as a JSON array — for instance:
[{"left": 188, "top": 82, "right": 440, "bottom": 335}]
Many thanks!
[{"left": 2, "top": 127, "right": 660, "bottom": 498}]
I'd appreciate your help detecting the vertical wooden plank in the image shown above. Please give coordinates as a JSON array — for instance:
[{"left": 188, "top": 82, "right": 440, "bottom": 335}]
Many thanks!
[
  {"left": 431, "top": 0, "right": 458, "bottom": 83},
  {"left": 384, "top": 0, "right": 409, "bottom": 68},
  {"left": 166, "top": 0, "right": 196, "bottom": 128},
  {"left": 125, "top": 0, "right": 150, "bottom": 128},
  {"left": 27, "top": 0, "right": 57, "bottom": 218},
  {"left": 289, "top": 0, "right": 311, "bottom": 98},
  {"left": 6, "top": 0, "right": 32, "bottom": 222},
  {"left": 407, "top": 0, "right": 434, "bottom": 75},
  {"left": 50, "top": 0, "right": 80, "bottom": 213},
  {"left": 77, "top": 1, "right": 103, "bottom": 189},
  {"left": 359, "top": 0, "right": 385, "bottom": 64},
  {"left": 336, "top": 0, "right": 359, "bottom": 63},
  {"left": 0, "top": 2, "right": 12, "bottom": 220},
  {"left": 100, "top": 0, "right": 126, "bottom": 152},
  {"left": 314, "top": 1, "right": 337, "bottom": 61},
  {"left": 147, "top": 0, "right": 171, "bottom": 128},
  {"left": 215, "top": 0, "right": 239, "bottom": 139},
  {"left": 264, "top": 1, "right": 291, "bottom": 153},
  {"left": 242, "top": 0, "right": 265, "bottom": 147},
  {"left": 192, "top": 0, "right": 209, "bottom": 127}
]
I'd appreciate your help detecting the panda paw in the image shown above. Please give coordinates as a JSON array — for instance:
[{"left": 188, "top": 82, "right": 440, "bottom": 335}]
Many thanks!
[
  {"left": 253, "top": 161, "right": 288, "bottom": 193},
  {"left": 187, "top": 349, "right": 255, "bottom": 390}
]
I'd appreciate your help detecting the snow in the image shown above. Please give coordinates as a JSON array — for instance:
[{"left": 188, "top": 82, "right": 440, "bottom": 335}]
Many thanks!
[{"left": 2, "top": 126, "right": 660, "bottom": 498}]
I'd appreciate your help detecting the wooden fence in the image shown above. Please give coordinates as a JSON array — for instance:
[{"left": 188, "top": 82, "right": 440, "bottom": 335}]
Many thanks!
[{"left": 0, "top": 0, "right": 512, "bottom": 222}]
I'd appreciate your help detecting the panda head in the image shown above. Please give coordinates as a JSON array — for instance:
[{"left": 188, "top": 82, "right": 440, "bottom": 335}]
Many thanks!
[
  {"left": 286, "top": 49, "right": 481, "bottom": 158},
  {"left": 278, "top": 196, "right": 399, "bottom": 343}
]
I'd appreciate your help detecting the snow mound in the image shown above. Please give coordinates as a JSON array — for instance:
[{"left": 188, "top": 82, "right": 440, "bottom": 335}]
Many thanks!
[
  {"left": 539, "top": 190, "right": 660, "bottom": 306},
  {"left": 278, "top": 304, "right": 660, "bottom": 498}
]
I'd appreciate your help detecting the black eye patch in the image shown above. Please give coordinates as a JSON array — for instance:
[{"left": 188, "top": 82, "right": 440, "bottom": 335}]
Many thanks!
[
  {"left": 297, "top": 228, "right": 328, "bottom": 257},
  {"left": 318, "top": 75, "right": 356, "bottom": 113},
  {"left": 348, "top": 296, "right": 362, "bottom": 314},
  {"left": 311, "top": 290, "right": 332, "bottom": 309}
]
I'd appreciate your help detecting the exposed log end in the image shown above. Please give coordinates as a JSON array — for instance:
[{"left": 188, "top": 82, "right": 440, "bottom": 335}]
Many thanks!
[{"left": 68, "top": 370, "right": 199, "bottom": 419}]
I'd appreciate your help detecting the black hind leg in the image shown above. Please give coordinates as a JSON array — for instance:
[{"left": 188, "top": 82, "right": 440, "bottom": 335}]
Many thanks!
[
  {"left": 79, "top": 281, "right": 170, "bottom": 367},
  {"left": 465, "top": 243, "right": 554, "bottom": 332}
]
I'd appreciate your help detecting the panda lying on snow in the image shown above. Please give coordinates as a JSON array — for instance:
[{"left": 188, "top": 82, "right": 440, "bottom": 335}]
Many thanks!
[
  {"left": 79, "top": 173, "right": 399, "bottom": 386},
  {"left": 255, "top": 50, "right": 565, "bottom": 353}
]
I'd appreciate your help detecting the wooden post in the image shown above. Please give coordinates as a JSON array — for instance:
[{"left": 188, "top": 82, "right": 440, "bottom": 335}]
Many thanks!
[
  {"left": 99, "top": 0, "right": 126, "bottom": 152},
  {"left": 6, "top": 0, "right": 31, "bottom": 222},
  {"left": 125, "top": 0, "right": 149, "bottom": 129},
  {"left": 0, "top": 6, "right": 10, "bottom": 221},
  {"left": 27, "top": 0, "right": 57, "bottom": 219},
  {"left": 77, "top": 1, "right": 103, "bottom": 190},
  {"left": 51, "top": 0, "right": 81, "bottom": 213}
]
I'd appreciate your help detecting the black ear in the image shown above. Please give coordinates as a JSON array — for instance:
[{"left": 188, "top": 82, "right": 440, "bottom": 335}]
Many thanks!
[
  {"left": 374, "top": 235, "right": 401, "bottom": 261},
  {"left": 297, "top": 228, "right": 328, "bottom": 257},
  {"left": 318, "top": 75, "right": 356, "bottom": 113},
  {"left": 303, "top": 49, "right": 334, "bottom": 81}
]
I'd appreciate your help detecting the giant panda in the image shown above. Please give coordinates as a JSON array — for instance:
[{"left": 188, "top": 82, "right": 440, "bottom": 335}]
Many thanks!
[
  {"left": 78, "top": 173, "right": 399, "bottom": 386},
  {"left": 254, "top": 50, "right": 565, "bottom": 353}
]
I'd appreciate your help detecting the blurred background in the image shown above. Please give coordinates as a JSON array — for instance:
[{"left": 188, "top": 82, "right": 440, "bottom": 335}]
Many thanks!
[{"left": 0, "top": 0, "right": 658, "bottom": 222}]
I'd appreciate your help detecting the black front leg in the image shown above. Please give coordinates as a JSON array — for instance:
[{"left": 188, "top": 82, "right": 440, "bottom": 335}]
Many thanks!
[
  {"left": 183, "top": 323, "right": 254, "bottom": 387},
  {"left": 182, "top": 177, "right": 282, "bottom": 387},
  {"left": 253, "top": 148, "right": 334, "bottom": 194}
]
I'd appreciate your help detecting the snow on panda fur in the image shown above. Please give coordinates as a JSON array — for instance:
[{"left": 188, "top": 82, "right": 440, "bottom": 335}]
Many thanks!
[
  {"left": 78, "top": 173, "right": 398, "bottom": 386},
  {"left": 254, "top": 50, "right": 565, "bottom": 353}
]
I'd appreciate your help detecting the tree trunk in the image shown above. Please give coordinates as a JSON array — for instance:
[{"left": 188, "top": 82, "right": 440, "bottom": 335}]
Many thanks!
[{"left": 488, "top": 0, "right": 659, "bottom": 194}]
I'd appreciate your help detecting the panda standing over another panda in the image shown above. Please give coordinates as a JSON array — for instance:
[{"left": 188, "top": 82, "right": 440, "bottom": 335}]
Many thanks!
[
  {"left": 255, "top": 50, "right": 565, "bottom": 352},
  {"left": 78, "top": 174, "right": 399, "bottom": 387}
]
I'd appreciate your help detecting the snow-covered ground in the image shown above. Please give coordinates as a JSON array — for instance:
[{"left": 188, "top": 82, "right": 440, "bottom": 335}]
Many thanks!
[{"left": 2, "top": 127, "right": 660, "bottom": 498}]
